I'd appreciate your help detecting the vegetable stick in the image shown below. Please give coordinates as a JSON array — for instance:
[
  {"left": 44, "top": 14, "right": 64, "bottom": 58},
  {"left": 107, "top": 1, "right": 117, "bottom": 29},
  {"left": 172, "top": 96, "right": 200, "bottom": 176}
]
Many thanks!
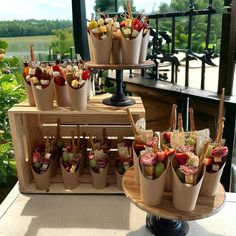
[{"left": 126, "top": 108, "right": 137, "bottom": 135}]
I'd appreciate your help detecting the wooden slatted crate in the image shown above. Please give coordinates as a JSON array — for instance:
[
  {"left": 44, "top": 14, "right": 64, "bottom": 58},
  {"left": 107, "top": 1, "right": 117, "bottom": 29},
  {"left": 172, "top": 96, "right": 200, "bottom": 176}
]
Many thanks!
[{"left": 8, "top": 94, "right": 145, "bottom": 194}]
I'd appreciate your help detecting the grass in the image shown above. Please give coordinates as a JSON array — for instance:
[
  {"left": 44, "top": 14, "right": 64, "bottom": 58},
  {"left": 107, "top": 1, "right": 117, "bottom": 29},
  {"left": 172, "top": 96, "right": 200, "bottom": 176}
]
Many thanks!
[{"left": 1, "top": 35, "right": 57, "bottom": 59}]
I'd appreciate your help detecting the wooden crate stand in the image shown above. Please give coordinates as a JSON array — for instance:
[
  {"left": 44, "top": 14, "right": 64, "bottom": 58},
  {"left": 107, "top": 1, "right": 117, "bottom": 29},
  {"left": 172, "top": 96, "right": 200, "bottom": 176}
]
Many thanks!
[{"left": 8, "top": 94, "right": 145, "bottom": 194}]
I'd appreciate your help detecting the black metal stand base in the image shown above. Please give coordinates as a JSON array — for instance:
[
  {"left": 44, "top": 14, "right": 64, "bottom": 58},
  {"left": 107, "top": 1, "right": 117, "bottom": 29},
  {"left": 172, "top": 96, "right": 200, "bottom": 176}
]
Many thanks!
[
  {"left": 103, "top": 95, "right": 135, "bottom": 106},
  {"left": 146, "top": 214, "right": 189, "bottom": 236}
]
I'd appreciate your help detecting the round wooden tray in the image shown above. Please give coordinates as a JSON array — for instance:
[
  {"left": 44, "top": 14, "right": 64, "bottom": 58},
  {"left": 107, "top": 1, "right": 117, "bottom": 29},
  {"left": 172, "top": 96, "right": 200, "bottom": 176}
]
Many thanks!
[
  {"left": 122, "top": 166, "right": 226, "bottom": 221},
  {"left": 85, "top": 60, "right": 155, "bottom": 70}
]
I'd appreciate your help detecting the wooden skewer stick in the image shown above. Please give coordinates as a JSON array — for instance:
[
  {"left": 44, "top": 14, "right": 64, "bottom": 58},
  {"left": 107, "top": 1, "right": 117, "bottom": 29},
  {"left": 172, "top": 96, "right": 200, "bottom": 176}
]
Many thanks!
[
  {"left": 170, "top": 104, "right": 177, "bottom": 131},
  {"left": 216, "top": 88, "right": 225, "bottom": 145},
  {"left": 126, "top": 108, "right": 137, "bottom": 135},
  {"left": 77, "top": 124, "right": 80, "bottom": 151},
  {"left": 177, "top": 113, "right": 183, "bottom": 132},
  {"left": 189, "top": 107, "right": 195, "bottom": 132},
  {"left": 71, "top": 131, "right": 76, "bottom": 155},
  {"left": 216, "top": 117, "right": 225, "bottom": 146},
  {"left": 89, "top": 134, "right": 96, "bottom": 151},
  {"left": 56, "top": 119, "right": 61, "bottom": 140}
]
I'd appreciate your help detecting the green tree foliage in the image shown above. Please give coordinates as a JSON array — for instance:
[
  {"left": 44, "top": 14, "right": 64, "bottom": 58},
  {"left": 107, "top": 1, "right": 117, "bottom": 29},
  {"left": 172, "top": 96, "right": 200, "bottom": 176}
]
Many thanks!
[
  {"left": 158, "top": 0, "right": 224, "bottom": 53},
  {"left": 0, "top": 19, "right": 72, "bottom": 37}
]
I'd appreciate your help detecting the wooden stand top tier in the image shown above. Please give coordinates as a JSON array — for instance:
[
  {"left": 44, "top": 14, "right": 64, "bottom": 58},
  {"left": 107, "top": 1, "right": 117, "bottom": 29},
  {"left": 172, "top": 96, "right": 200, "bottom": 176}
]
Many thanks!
[
  {"left": 85, "top": 60, "right": 155, "bottom": 70},
  {"left": 122, "top": 167, "right": 226, "bottom": 221}
]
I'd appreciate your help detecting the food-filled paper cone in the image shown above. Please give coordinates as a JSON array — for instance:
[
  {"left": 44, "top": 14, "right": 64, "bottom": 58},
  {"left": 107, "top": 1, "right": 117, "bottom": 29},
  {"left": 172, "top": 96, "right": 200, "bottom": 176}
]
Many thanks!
[
  {"left": 165, "top": 160, "right": 172, "bottom": 192},
  {"left": 121, "top": 29, "right": 143, "bottom": 64},
  {"left": 31, "top": 164, "right": 52, "bottom": 190},
  {"left": 60, "top": 159, "right": 79, "bottom": 190},
  {"left": 90, "top": 32, "right": 112, "bottom": 64},
  {"left": 54, "top": 83, "right": 70, "bottom": 107},
  {"left": 67, "top": 82, "right": 88, "bottom": 111},
  {"left": 90, "top": 164, "right": 108, "bottom": 189},
  {"left": 31, "top": 80, "right": 54, "bottom": 111},
  {"left": 87, "top": 32, "right": 95, "bottom": 62},
  {"left": 139, "top": 163, "right": 167, "bottom": 206},
  {"left": 111, "top": 39, "right": 122, "bottom": 64},
  {"left": 23, "top": 80, "right": 35, "bottom": 106},
  {"left": 139, "top": 30, "right": 150, "bottom": 63},
  {"left": 115, "top": 168, "right": 123, "bottom": 190},
  {"left": 171, "top": 158, "right": 205, "bottom": 212},
  {"left": 200, "top": 163, "right": 225, "bottom": 197},
  {"left": 132, "top": 144, "right": 140, "bottom": 184}
]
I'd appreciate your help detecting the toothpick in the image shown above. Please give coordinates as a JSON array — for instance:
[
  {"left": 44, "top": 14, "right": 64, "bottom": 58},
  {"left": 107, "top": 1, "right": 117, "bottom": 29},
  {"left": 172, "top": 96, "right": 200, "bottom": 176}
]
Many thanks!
[
  {"left": 178, "top": 113, "right": 183, "bottom": 132},
  {"left": 77, "top": 124, "right": 80, "bottom": 151},
  {"left": 89, "top": 134, "right": 96, "bottom": 151},
  {"left": 126, "top": 108, "right": 137, "bottom": 135},
  {"left": 189, "top": 107, "right": 195, "bottom": 132},
  {"left": 216, "top": 88, "right": 225, "bottom": 145}
]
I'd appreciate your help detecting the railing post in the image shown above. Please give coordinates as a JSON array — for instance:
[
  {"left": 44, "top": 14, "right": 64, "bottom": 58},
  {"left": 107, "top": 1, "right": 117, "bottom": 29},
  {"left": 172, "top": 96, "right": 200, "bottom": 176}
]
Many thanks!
[{"left": 218, "top": 1, "right": 236, "bottom": 95}]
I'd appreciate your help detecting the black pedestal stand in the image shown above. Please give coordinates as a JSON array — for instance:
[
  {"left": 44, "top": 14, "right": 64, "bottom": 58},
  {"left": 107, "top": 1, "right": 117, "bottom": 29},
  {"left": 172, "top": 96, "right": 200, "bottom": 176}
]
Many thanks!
[
  {"left": 102, "top": 70, "right": 135, "bottom": 106},
  {"left": 146, "top": 214, "right": 189, "bottom": 236}
]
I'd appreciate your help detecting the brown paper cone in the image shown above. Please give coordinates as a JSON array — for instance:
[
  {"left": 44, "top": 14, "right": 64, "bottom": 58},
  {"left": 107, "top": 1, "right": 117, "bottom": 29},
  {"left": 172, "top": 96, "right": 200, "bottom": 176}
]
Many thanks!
[
  {"left": 88, "top": 32, "right": 95, "bottom": 62},
  {"left": 90, "top": 164, "right": 108, "bottom": 189},
  {"left": 139, "top": 163, "right": 167, "bottom": 206},
  {"left": 132, "top": 144, "right": 140, "bottom": 184},
  {"left": 66, "top": 82, "right": 88, "bottom": 111},
  {"left": 139, "top": 30, "right": 150, "bottom": 63},
  {"left": 115, "top": 168, "right": 123, "bottom": 190},
  {"left": 31, "top": 80, "right": 54, "bottom": 111},
  {"left": 165, "top": 160, "right": 172, "bottom": 192},
  {"left": 121, "top": 29, "right": 143, "bottom": 64},
  {"left": 90, "top": 32, "right": 112, "bottom": 64},
  {"left": 23, "top": 80, "right": 35, "bottom": 106},
  {"left": 60, "top": 159, "right": 80, "bottom": 190},
  {"left": 200, "top": 162, "right": 225, "bottom": 197},
  {"left": 31, "top": 164, "right": 52, "bottom": 190},
  {"left": 171, "top": 158, "right": 205, "bottom": 212},
  {"left": 54, "top": 83, "right": 70, "bottom": 107},
  {"left": 111, "top": 39, "right": 122, "bottom": 64}
]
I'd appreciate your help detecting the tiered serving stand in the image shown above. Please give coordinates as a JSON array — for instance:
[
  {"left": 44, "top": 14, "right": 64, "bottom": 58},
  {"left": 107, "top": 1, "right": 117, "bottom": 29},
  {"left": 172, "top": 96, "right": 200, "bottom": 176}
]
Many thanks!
[
  {"left": 122, "top": 167, "right": 226, "bottom": 236},
  {"left": 86, "top": 60, "right": 155, "bottom": 106}
]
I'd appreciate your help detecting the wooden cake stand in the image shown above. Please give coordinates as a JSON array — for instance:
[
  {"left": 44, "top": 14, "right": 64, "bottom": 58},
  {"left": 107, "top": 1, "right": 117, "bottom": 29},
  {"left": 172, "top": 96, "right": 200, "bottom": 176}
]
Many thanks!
[
  {"left": 85, "top": 60, "right": 155, "bottom": 106},
  {"left": 122, "top": 167, "right": 226, "bottom": 236}
]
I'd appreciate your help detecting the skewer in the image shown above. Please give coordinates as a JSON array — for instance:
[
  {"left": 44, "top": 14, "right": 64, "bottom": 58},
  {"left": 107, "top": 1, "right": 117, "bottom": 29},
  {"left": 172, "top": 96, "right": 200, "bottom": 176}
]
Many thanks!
[
  {"left": 216, "top": 88, "right": 225, "bottom": 145},
  {"left": 178, "top": 113, "right": 183, "bottom": 132},
  {"left": 189, "top": 107, "right": 195, "bottom": 132},
  {"left": 71, "top": 131, "right": 76, "bottom": 155},
  {"left": 216, "top": 117, "right": 225, "bottom": 146},
  {"left": 126, "top": 108, "right": 137, "bottom": 135}
]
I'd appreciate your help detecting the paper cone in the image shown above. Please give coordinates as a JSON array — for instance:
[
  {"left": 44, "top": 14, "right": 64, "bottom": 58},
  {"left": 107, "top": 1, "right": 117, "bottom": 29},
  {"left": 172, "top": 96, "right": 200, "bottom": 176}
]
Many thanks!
[
  {"left": 200, "top": 163, "right": 225, "bottom": 197},
  {"left": 132, "top": 144, "right": 140, "bottom": 184},
  {"left": 139, "top": 30, "right": 150, "bottom": 63},
  {"left": 31, "top": 80, "right": 54, "bottom": 111},
  {"left": 67, "top": 82, "right": 88, "bottom": 111},
  {"left": 88, "top": 32, "right": 95, "bottom": 62},
  {"left": 111, "top": 39, "right": 122, "bottom": 64},
  {"left": 165, "top": 160, "right": 172, "bottom": 192},
  {"left": 115, "top": 168, "right": 123, "bottom": 190},
  {"left": 90, "top": 164, "right": 108, "bottom": 189},
  {"left": 139, "top": 163, "right": 167, "bottom": 206},
  {"left": 23, "top": 80, "right": 35, "bottom": 106},
  {"left": 121, "top": 29, "right": 143, "bottom": 64},
  {"left": 60, "top": 159, "right": 80, "bottom": 190},
  {"left": 90, "top": 32, "right": 112, "bottom": 64},
  {"left": 171, "top": 159, "right": 205, "bottom": 212},
  {"left": 54, "top": 83, "right": 70, "bottom": 107},
  {"left": 31, "top": 164, "right": 52, "bottom": 190}
]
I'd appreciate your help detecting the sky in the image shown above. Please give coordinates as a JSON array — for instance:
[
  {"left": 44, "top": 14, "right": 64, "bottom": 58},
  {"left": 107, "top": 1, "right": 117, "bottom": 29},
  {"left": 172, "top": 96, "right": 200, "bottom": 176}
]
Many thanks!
[{"left": 0, "top": 0, "right": 169, "bottom": 21}]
